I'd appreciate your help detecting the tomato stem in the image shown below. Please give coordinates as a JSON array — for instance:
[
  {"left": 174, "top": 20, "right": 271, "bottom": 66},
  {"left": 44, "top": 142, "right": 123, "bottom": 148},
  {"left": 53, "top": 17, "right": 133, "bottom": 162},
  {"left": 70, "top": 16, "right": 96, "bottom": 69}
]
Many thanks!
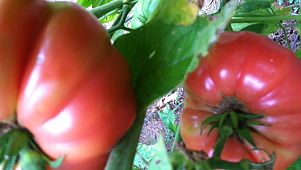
[{"left": 231, "top": 15, "right": 301, "bottom": 23}]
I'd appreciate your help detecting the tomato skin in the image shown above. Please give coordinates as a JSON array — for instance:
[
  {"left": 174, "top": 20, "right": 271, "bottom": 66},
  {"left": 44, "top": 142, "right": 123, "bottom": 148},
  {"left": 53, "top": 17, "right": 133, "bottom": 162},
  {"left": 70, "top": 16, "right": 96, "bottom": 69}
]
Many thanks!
[
  {"left": 0, "top": 0, "right": 136, "bottom": 169},
  {"left": 181, "top": 32, "right": 301, "bottom": 170},
  {"left": 0, "top": 0, "right": 48, "bottom": 121}
]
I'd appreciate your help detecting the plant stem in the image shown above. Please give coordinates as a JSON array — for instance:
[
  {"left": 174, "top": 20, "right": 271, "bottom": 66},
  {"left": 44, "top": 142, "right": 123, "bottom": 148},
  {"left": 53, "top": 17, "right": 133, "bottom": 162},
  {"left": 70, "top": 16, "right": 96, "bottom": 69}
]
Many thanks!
[
  {"left": 268, "top": 7, "right": 292, "bottom": 50},
  {"left": 110, "top": 10, "right": 123, "bottom": 27},
  {"left": 285, "top": 3, "right": 301, "bottom": 8},
  {"left": 231, "top": 15, "right": 301, "bottom": 23},
  {"left": 106, "top": 109, "right": 146, "bottom": 170},
  {"left": 108, "top": 3, "right": 132, "bottom": 33},
  {"left": 278, "top": 22, "right": 292, "bottom": 49},
  {"left": 90, "top": 0, "right": 124, "bottom": 19}
]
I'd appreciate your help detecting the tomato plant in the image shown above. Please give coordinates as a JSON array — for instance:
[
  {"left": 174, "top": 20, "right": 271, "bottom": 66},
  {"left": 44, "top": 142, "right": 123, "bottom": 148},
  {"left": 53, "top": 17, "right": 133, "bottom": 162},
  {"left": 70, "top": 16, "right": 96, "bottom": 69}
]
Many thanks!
[
  {"left": 1, "top": 0, "right": 301, "bottom": 169},
  {"left": 181, "top": 31, "right": 301, "bottom": 170},
  {"left": 0, "top": 0, "right": 135, "bottom": 169}
]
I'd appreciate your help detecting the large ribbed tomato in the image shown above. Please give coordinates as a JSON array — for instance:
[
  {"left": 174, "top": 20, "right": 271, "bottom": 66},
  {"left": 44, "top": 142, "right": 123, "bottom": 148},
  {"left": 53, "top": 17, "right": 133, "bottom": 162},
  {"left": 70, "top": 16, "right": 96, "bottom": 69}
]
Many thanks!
[
  {"left": 0, "top": 0, "right": 136, "bottom": 169},
  {"left": 181, "top": 32, "right": 301, "bottom": 170}
]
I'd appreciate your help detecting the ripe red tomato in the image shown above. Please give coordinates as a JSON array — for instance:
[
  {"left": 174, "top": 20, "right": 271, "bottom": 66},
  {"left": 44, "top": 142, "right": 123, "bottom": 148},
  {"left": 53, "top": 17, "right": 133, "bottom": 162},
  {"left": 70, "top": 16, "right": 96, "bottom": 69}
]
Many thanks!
[
  {"left": 181, "top": 32, "right": 301, "bottom": 170},
  {"left": 0, "top": 0, "right": 136, "bottom": 169}
]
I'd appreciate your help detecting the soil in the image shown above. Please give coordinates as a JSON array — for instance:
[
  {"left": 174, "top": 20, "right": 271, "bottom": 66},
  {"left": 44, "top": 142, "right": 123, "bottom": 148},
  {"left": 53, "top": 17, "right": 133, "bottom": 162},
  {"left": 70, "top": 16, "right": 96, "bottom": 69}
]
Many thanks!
[
  {"left": 139, "top": 87, "right": 185, "bottom": 151},
  {"left": 269, "top": 20, "right": 300, "bottom": 51}
]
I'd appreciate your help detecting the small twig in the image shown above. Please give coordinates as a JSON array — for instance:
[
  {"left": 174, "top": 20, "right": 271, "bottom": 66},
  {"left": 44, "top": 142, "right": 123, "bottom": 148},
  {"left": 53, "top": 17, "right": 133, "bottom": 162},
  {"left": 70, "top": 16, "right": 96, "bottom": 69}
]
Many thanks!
[
  {"left": 108, "top": 7, "right": 130, "bottom": 32},
  {"left": 291, "top": 35, "right": 300, "bottom": 51},
  {"left": 108, "top": 1, "right": 136, "bottom": 34},
  {"left": 279, "top": 23, "right": 292, "bottom": 49},
  {"left": 285, "top": 3, "right": 301, "bottom": 8},
  {"left": 231, "top": 15, "right": 301, "bottom": 23},
  {"left": 171, "top": 101, "right": 184, "bottom": 113},
  {"left": 268, "top": 7, "right": 292, "bottom": 49}
]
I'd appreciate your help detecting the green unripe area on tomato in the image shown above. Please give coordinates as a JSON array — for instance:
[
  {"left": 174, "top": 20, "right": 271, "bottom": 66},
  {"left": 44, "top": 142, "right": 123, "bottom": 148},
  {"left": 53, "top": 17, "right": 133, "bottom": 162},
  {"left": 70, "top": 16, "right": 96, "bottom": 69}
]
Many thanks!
[
  {"left": 0, "top": 0, "right": 136, "bottom": 169},
  {"left": 181, "top": 32, "right": 301, "bottom": 170}
]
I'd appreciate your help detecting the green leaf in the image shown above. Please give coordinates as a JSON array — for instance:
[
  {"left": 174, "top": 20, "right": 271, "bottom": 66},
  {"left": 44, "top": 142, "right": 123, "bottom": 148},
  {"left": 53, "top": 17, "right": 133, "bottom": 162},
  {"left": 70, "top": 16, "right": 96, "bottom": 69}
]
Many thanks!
[
  {"left": 78, "top": 0, "right": 111, "bottom": 8},
  {"left": 237, "top": 0, "right": 274, "bottom": 13},
  {"left": 148, "top": 137, "right": 172, "bottom": 170},
  {"left": 259, "top": 6, "right": 292, "bottom": 35},
  {"left": 231, "top": 23, "right": 259, "bottom": 31},
  {"left": 288, "top": 157, "right": 301, "bottom": 170},
  {"left": 259, "top": 23, "right": 279, "bottom": 36},
  {"left": 274, "top": 5, "right": 292, "bottom": 15},
  {"left": 241, "top": 23, "right": 265, "bottom": 33},
  {"left": 231, "top": 22, "right": 279, "bottom": 35},
  {"left": 255, "top": 3, "right": 291, "bottom": 19},
  {"left": 151, "top": 0, "right": 199, "bottom": 25},
  {"left": 158, "top": 105, "right": 176, "bottom": 133},
  {"left": 232, "top": 2, "right": 292, "bottom": 35},
  {"left": 131, "top": 0, "right": 160, "bottom": 29},
  {"left": 116, "top": 18, "right": 226, "bottom": 109},
  {"left": 133, "top": 143, "right": 157, "bottom": 169},
  {"left": 106, "top": 1, "right": 238, "bottom": 169}
]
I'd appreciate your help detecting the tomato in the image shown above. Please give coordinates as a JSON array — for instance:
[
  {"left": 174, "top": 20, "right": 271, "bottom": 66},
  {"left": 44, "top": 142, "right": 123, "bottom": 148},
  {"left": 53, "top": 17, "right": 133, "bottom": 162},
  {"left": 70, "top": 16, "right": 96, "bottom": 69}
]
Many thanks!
[
  {"left": 181, "top": 32, "right": 301, "bottom": 170},
  {"left": 0, "top": 0, "right": 136, "bottom": 169}
]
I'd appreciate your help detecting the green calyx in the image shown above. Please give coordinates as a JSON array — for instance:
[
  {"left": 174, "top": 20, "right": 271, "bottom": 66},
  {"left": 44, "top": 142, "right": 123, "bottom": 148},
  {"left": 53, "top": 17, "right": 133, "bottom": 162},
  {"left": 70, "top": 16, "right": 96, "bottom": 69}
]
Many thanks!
[
  {"left": 201, "top": 111, "right": 265, "bottom": 158},
  {"left": 196, "top": 111, "right": 276, "bottom": 169},
  {"left": 0, "top": 126, "right": 63, "bottom": 170}
]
